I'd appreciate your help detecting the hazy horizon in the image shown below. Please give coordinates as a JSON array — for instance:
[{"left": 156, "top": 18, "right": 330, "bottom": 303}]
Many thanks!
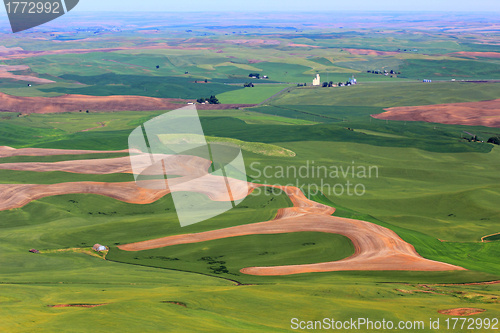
[{"left": 71, "top": 0, "right": 500, "bottom": 12}]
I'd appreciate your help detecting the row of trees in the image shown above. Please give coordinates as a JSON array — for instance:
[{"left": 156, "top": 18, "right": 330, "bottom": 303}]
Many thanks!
[
  {"left": 367, "top": 70, "right": 401, "bottom": 75},
  {"left": 322, "top": 81, "right": 353, "bottom": 87},
  {"left": 463, "top": 136, "right": 500, "bottom": 144},
  {"left": 196, "top": 95, "right": 220, "bottom": 104}
]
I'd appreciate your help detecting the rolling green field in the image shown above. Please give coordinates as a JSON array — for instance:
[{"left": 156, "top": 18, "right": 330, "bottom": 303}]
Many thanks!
[
  {"left": 1, "top": 18, "right": 500, "bottom": 332},
  {"left": 216, "top": 84, "right": 292, "bottom": 104},
  {"left": 269, "top": 82, "right": 500, "bottom": 107}
]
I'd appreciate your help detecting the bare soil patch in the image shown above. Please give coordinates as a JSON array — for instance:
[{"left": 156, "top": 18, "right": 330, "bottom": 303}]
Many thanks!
[
  {"left": 48, "top": 304, "right": 108, "bottom": 308},
  {"left": 225, "top": 39, "right": 280, "bottom": 46},
  {"left": 0, "top": 65, "right": 54, "bottom": 84},
  {"left": 161, "top": 301, "right": 187, "bottom": 307},
  {"left": 448, "top": 52, "right": 500, "bottom": 59},
  {"left": 0, "top": 93, "right": 255, "bottom": 114},
  {"left": 0, "top": 146, "right": 129, "bottom": 158},
  {"left": 438, "top": 308, "right": 486, "bottom": 316},
  {"left": 288, "top": 43, "right": 320, "bottom": 48},
  {"left": 0, "top": 155, "right": 249, "bottom": 211},
  {"left": 372, "top": 99, "right": 500, "bottom": 128}
]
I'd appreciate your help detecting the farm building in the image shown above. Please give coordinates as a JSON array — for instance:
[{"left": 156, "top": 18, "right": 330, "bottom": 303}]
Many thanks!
[
  {"left": 312, "top": 74, "right": 321, "bottom": 86},
  {"left": 93, "top": 244, "right": 106, "bottom": 252}
]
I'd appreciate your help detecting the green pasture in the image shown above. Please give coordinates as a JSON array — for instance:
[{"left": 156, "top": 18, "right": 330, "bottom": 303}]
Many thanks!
[
  {"left": 245, "top": 139, "right": 500, "bottom": 243},
  {"left": 197, "top": 109, "right": 318, "bottom": 125},
  {"left": 0, "top": 152, "right": 129, "bottom": 164},
  {"left": 158, "top": 134, "right": 296, "bottom": 157},
  {"left": 216, "top": 84, "right": 291, "bottom": 104},
  {"left": 39, "top": 73, "right": 242, "bottom": 99},
  {"left": 398, "top": 59, "right": 500, "bottom": 80},
  {"left": 0, "top": 169, "right": 133, "bottom": 184},
  {"left": 334, "top": 57, "right": 405, "bottom": 72},
  {"left": 270, "top": 81, "right": 500, "bottom": 107},
  {"left": 304, "top": 190, "right": 500, "bottom": 276},
  {"left": 0, "top": 189, "right": 290, "bottom": 244},
  {"left": 2, "top": 273, "right": 500, "bottom": 333},
  {"left": 2, "top": 27, "right": 500, "bottom": 332},
  {"left": 107, "top": 232, "right": 355, "bottom": 278}
]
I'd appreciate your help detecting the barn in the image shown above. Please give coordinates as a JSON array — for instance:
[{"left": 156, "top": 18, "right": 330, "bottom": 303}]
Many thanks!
[{"left": 93, "top": 244, "right": 106, "bottom": 252}]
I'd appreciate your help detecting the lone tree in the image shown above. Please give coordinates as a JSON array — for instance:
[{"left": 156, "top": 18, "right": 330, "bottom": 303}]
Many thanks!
[{"left": 156, "top": 65, "right": 160, "bottom": 69}]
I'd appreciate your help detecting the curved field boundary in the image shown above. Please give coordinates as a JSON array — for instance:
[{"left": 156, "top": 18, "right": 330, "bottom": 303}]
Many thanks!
[
  {"left": 118, "top": 184, "right": 464, "bottom": 275},
  {"left": 0, "top": 176, "right": 250, "bottom": 212},
  {"left": 0, "top": 154, "right": 198, "bottom": 175},
  {"left": 481, "top": 232, "right": 500, "bottom": 242},
  {"left": 0, "top": 149, "right": 465, "bottom": 275}
]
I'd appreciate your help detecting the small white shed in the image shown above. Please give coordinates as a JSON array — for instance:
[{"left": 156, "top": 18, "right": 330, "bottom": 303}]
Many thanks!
[{"left": 93, "top": 244, "right": 106, "bottom": 252}]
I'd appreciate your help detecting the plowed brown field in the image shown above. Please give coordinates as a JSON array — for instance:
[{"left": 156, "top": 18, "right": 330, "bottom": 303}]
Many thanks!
[
  {"left": 0, "top": 93, "right": 255, "bottom": 114},
  {"left": 372, "top": 99, "right": 500, "bottom": 128},
  {"left": 118, "top": 184, "right": 464, "bottom": 275}
]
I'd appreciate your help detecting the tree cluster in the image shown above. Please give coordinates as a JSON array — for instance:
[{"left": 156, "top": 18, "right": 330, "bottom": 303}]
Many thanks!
[
  {"left": 488, "top": 137, "right": 500, "bottom": 145},
  {"left": 466, "top": 135, "right": 481, "bottom": 142},
  {"left": 197, "top": 95, "right": 220, "bottom": 104},
  {"left": 248, "top": 73, "right": 260, "bottom": 78},
  {"left": 244, "top": 82, "right": 254, "bottom": 87}
]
